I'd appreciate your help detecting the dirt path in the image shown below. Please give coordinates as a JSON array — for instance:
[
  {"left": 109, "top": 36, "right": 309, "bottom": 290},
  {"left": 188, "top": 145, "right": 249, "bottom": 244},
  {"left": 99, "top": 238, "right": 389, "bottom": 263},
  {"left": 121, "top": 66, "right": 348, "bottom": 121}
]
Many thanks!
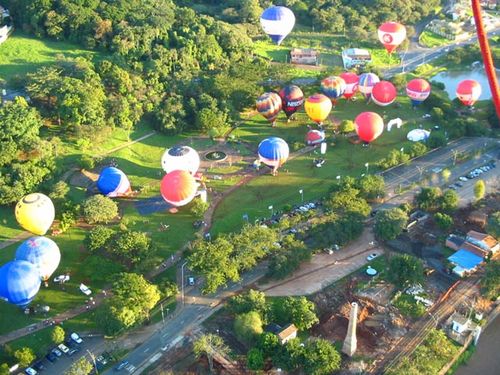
[{"left": 99, "top": 131, "right": 157, "bottom": 156}]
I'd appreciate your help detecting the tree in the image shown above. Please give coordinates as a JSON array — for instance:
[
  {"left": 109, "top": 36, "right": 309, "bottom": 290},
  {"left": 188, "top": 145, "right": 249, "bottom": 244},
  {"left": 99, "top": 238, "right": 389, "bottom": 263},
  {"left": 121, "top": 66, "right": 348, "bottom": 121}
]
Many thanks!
[
  {"left": 49, "top": 181, "right": 70, "bottom": 202},
  {"left": 374, "top": 208, "right": 408, "bottom": 241},
  {"left": 431, "top": 107, "right": 444, "bottom": 120},
  {"left": 14, "top": 347, "right": 35, "bottom": 367},
  {"left": 110, "top": 231, "right": 154, "bottom": 265},
  {"left": 65, "top": 357, "right": 93, "bottom": 375},
  {"left": 85, "top": 226, "right": 115, "bottom": 252},
  {"left": 474, "top": 180, "right": 486, "bottom": 201},
  {"left": 302, "top": 339, "right": 341, "bottom": 375},
  {"left": 357, "top": 175, "right": 385, "bottom": 200},
  {"left": 440, "top": 190, "right": 459, "bottom": 212},
  {"left": 51, "top": 326, "right": 65, "bottom": 345},
  {"left": 247, "top": 347, "right": 264, "bottom": 371},
  {"left": 0, "top": 364, "right": 9, "bottom": 375},
  {"left": 82, "top": 195, "right": 118, "bottom": 224},
  {"left": 481, "top": 260, "right": 500, "bottom": 299},
  {"left": 409, "top": 142, "right": 428, "bottom": 158},
  {"left": 258, "top": 332, "right": 280, "bottom": 358},
  {"left": 273, "top": 297, "right": 318, "bottom": 331},
  {"left": 227, "top": 289, "right": 268, "bottom": 317},
  {"left": 388, "top": 254, "right": 424, "bottom": 289},
  {"left": 190, "top": 199, "right": 209, "bottom": 218},
  {"left": 193, "top": 334, "right": 229, "bottom": 374},
  {"left": 441, "top": 169, "right": 451, "bottom": 183},
  {"left": 234, "top": 311, "right": 263, "bottom": 345},
  {"left": 339, "top": 119, "right": 355, "bottom": 134},
  {"left": 434, "top": 213, "right": 453, "bottom": 231},
  {"left": 487, "top": 211, "right": 500, "bottom": 239},
  {"left": 416, "top": 187, "right": 442, "bottom": 211}
]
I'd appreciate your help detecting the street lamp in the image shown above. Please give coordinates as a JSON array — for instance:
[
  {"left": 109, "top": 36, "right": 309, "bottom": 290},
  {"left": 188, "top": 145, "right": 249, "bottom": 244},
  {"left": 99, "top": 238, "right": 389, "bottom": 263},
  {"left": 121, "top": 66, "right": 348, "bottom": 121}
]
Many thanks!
[
  {"left": 365, "top": 162, "right": 369, "bottom": 174},
  {"left": 181, "top": 261, "right": 188, "bottom": 305},
  {"left": 160, "top": 303, "right": 165, "bottom": 326},
  {"left": 299, "top": 189, "right": 304, "bottom": 203},
  {"left": 87, "top": 349, "right": 98, "bottom": 374},
  {"left": 268, "top": 205, "right": 274, "bottom": 218}
]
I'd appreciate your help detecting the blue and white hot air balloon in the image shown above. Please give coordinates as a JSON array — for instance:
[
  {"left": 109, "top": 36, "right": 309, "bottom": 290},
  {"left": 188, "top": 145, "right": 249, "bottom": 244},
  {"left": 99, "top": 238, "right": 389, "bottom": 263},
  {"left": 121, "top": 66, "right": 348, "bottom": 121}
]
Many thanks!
[
  {"left": 16, "top": 237, "right": 61, "bottom": 283},
  {"left": 258, "top": 137, "right": 289, "bottom": 175},
  {"left": 97, "top": 167, "right": 131, "bottom": 197},
  {"left": 260, "top": 6, "right": 296, "bottom": 45},
  {"left": 0, "top": 260, "right": 41, "bottom": 307}
]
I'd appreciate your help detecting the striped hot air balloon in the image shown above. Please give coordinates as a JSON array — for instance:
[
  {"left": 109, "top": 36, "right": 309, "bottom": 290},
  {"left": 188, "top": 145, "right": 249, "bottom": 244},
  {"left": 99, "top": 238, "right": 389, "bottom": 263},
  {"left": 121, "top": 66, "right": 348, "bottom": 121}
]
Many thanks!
[
  {"left": 358, "top": 73, "right": 380, "bottom": 100},
  {"left": 456, "top": 79, "right": 482, "bottom": 107},
  {"left": 372, "top": 81, "right": 397, "bottom": 107},
  {"left": 406, "top": 79, "right": 431, "bottom": 107},
  {"left": 260, "top": 6, "right": 296, "bottom": 45},
  {"left": 378, "top": 22, "right": 406, "bottom": 53},
  {"left": 97, "top": 167, "right": 132, "bottom": 197},
  {"left": 306, "top": 130, "right": 326, "bottom": 145},
  {"left": 304, "top": 94, "right": 332, "bottom": 124},
  {"left": 320, "top": 76, "right": 346, "bottom": 105},
  {"left": 339, "top": 72, "right": 359, "bottom": 100},
  {"left": 160, "top": 170, "right": 198, "bottom": 207},
  {"left": 258, "top": 137, "right": 289, "bottom": 175},
  {"left": 256, "top": 92, "right": 282, "bottom": 126}
]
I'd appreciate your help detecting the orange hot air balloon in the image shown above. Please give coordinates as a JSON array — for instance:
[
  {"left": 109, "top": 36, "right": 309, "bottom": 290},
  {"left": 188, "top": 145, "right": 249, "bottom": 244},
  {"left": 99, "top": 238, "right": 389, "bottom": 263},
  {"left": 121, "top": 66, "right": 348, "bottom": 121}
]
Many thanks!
[
  {"left": 354, "top": 112, "right": 384, "bottom": 143},
  {"left": 304, "top": 94, "right": 332, "bottom": 124},
  {"left": 378, "top": 22, "right": 406, "bottom": 53},
  {"left": 456, "top": 79, "right": 482, "bottom": 107},
  {"left": 160, "top": 170, "right": 198, "bottom": 207}
]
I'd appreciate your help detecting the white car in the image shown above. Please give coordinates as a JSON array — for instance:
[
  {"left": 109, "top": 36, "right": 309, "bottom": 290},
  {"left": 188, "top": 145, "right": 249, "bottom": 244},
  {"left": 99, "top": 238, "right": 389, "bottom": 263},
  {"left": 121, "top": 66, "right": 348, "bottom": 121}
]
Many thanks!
[
  {"left": 53, "top": 275, "right": 70, "bottom": 283},
  {"left": 58, "top": 344, "right": 70, "bottom": 354},
  {"left": 25, "top": 368, "right": 37, "bottom": 375},
  {"left": 79, "top": 283, "right": 92, "bottom": 296},
  {"left": 71, "top": 332, "right": 83, "bottom": 344},
  {"left": 459, "top": 176, "right": 468, "bottom": 182},
  {"left": 366, "top": 253, "right": 379, "bottom": 261}
]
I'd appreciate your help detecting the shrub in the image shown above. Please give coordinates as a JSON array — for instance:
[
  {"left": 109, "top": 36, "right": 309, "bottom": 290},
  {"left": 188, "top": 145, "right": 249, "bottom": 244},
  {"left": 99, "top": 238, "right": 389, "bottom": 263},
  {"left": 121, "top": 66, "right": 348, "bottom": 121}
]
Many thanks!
[{"left": 82, "top": 195, "right": 118, "bottom": 224}]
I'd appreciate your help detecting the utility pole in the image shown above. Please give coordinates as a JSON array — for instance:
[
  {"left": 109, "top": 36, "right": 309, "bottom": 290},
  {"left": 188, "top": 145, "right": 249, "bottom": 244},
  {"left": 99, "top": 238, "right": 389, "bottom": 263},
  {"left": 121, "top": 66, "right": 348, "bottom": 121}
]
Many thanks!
[
  {"left": 181, "top": 261, "right": 188, "bottom": 305},
  {"left": 87, "top": 349, "right": 98, "bottom": 374}
]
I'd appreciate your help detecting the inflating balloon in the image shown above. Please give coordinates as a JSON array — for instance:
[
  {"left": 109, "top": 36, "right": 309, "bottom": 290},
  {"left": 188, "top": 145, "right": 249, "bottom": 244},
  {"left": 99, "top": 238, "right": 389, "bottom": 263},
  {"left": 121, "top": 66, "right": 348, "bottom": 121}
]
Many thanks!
[
  {"left": 304, "top": 94, "right": 332, "bottom": 124},
  {"left": 15, "top": 193, "right": 55, "bottom": 236},
  {"left": 378, "top": 22, "right": 406, "bottom": 53},
  {"left": 258, "top": 137, "right": 289, "bottom": 175},
  {"left": 160, "top": 170, "right": 198, "bottom": 207},
  {"left": 15, "top": 237, "right": 61, "bottom": 282},
  {"left": 358, "top": 73, "right": 380, "bottom": 100},
  {"left": 97, "top": 167, "right": 132, "bottom": 197},
  {"left": 260, "top": 6, "right": 296, "bottom": 45},
  {"left": 279, "top": 85, "right": 304, "bottom": 120},
  {"left": 161, "top": 146, "right": 200, "bottom": 175},
  {"left": 321, "top": 76, "right": 346, "bottom": 105},
  {"left": 0, "top": 260, "right": 41, "bottom": 307},
  {"left": 339, "top": 72, "right": 359, "bottom": 100},
  {"left": 456, "top": 79, "right": 482, "bottom": 107},
  {"left": 306, "top": 130, "right": 326, "bottom": 145},
  {"left": 355, "top": 112, "right": 384, "bottom": 143},
  {"left": 256, "top": 92, "right": 282, "bottom": 125},
  {"left": 406, "top": 79, "right": 431, "bottom": 107},
  {"left": 372, "top": 81, "right": 397, "bottom": 107}
]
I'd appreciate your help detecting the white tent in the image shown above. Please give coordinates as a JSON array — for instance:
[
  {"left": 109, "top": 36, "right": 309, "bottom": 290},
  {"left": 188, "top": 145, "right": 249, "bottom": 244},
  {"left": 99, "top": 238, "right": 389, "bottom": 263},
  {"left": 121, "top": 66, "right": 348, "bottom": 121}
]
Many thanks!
[{"left": 407, "top": 129, "right": 430, "bottom": 142}]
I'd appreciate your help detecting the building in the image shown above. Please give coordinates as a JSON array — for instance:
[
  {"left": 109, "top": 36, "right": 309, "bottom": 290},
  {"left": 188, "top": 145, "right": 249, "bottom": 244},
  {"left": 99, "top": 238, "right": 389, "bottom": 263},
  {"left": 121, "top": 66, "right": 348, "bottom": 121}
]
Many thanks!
[
  {"left": 341, "top": 48, "right": 371, "bottom": 69},
  {"left": 290, "top": 48, "right": 318, "bottom": 65},
  {"left": 468, "top": 211, "right": 488, "bottom": 227},
  {"left": 466, "top": 230, "right": 499, "bottom": 254},
  {"left": 447, "top": 249, "right": 483, "bottom": 277},
  {"left": 446, "top": 312, "right": 480, "bottom": 345},
  {"left": 277, "top": 324, "right": 298, "bottom": 344},
  {"left": 445, "top": 234, "right": 465, "bottom": 251},
  {"left": 0, "top": 5, "right": 12, "bottom": 45}
]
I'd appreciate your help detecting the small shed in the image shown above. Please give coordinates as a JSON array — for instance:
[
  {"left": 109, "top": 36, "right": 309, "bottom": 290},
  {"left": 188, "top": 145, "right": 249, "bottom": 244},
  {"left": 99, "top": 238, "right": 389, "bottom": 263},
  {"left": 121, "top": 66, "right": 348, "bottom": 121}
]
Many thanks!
[
  {"left": 277, "top": 323, "right": 298, "bottom": 344},
  {"left": 290, "top": 48, "right": 318, "bottom": 65}
]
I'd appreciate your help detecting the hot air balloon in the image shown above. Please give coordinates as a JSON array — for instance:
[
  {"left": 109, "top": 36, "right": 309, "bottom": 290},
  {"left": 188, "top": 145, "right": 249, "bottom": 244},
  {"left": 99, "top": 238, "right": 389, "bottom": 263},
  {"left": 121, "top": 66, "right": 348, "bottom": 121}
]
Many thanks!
[
  {"left": 406, "top": 79, "right": 431, "bottom": 107},
  {"left": 260, "top": 6, "right": 295, "bottom": 45},
  {"left": 161, "top": 146, "right": 200, "bottom": 175},
  {"left": 407, "top": 129, "right": 431, "bottom": 142},
  {"left": 279, "top": 85, "right": 304, "bottom": 120},
  {"left": 339, "top": 72, "right": 359, "bottom": 100},
  {"left": 378, "top": 22, "right": 406, "bottom": 53},
  {"left": 15, "top": 237, "right": 61, "bottom": 283},
  {"left": 372, "top": 81, "right": 397, "bottom": 107},
  {"left": 321, "top": 76, "right": 346, "bottom": 105},
  {"left": 97, "top": 167, "right": 131, "bottom": 198},
  {"left": 304, "top": 94, "right": 332, "bottom": 125},
  {"left": 358, "top": 73, "right": 380, "bottom": 100},
  {"left": 306, "top": 130, "right": 326, "bottom": 145},
  {"left": 160, "top": 170, "right": 198, "bottom": 207},
  {"left": 15, "top": 193, "right": 55, "bottom": 236},
  {"left": 456, "top": 79, "right": 482, "bottom": 107},
  {"left": 256, "top": 92, "right": 282, "bottom": 126},
  {"left": 355, "top": 112, "right": 384, "bottom": 143},
  {"left": 0, "top": 260, "right": 41, "bottom": 307},
  {"left": 258, "top": 137, "right": 289, "bottom": 175}
]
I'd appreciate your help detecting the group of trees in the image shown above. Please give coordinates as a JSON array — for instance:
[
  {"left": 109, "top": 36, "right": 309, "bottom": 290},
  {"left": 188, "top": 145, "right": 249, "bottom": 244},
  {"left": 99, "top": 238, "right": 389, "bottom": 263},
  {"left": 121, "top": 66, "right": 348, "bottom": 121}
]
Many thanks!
[
  {"left": 387, "top": 254, "right": 424, "bottom": 289},
  {"left": 376, "top": 142, "right": 428, "bottom": 170},
  {"left": 415, "top": 187, "right": 459, "bottom": 212},
  {"left": 374, "top": 208, "right": 408, "bottom": 241},
  {"left": 481, "top": 260, "right": 499, "bottom": 300}
]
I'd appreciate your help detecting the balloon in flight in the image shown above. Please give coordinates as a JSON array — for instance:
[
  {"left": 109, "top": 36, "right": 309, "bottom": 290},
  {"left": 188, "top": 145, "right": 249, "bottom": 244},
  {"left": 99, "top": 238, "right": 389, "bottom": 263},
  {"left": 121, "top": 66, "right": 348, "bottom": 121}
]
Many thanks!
[
  {"left": 406, "top": 79, "right": 431, "bottom": 106},
  {"left": 378, "top": 22, "right": 406, "bottom": 53},
  {"left": 306, "top": 129, "right": 326, "bottom": 145},
  {"left": 0, "top": 260, "right": 41, "bottom": 307},
  {"left": 371, "top": 81, "right": 397, "bottom": 106},
  {"left": 161, "top": 146, "right": 200, "bottom": 175},
  {"left": 258, "top": 137, "right": 289, "bottom": 170},
  {"left": 15, "top": 193, "right": 55, "bottom": 236},
  {"left": 279, "top": 85, "right": 304, "bottom": 119},
  {"left": 160, "top": 170, "right": 198, "bottom": 207},
  {"left": 456, "top": 79, "right": 482, "bottom": 107},
  {"left": 260, "top": 6, "right": 296, "bottom": 45},
  {"left": 358, "top": 73, "right": 380, "bottom": 99},
  {"left": 339, "top": 72, "right": 359, "bottom": 100},
  {"left": 355, "top": 112, "right": 384, "bottom": 143},
  {"left": 320, "top": 76, "right": 346, "bottom": 104},
  {"left": 256, "top": 92, "right": 282, "bottom": 125},
  {"left": 97, "top": 167, "right": 131, "bottom": 197},
  {"left": 304, "top": 94, "right": 332, "bottom": 124},
  {"left": 15, "top": 237, "right": 61, "bottom": 282}
]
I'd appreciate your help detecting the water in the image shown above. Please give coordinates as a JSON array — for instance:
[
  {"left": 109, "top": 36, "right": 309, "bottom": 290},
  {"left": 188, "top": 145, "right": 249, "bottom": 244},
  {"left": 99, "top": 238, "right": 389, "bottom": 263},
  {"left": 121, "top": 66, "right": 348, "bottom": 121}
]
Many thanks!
[{"left": 431, "top": 68, "right": 500, "bottom": 100}]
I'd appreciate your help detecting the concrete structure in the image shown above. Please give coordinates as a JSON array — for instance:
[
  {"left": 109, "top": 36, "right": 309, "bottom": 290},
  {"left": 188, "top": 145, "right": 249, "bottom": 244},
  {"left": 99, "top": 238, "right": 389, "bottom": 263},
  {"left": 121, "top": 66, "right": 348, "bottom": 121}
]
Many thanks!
[
  {"left": 342, "top": 302, "right": 358, "bottom": 357},
  {"left": 277, "top": 324, "right": 298, "bottom": 344},
  {"left": 341, "top": 48, "right": 371, "bottom": 69},
  {"left": 290, "top": 48, "right": 318, "bottom": 65}
]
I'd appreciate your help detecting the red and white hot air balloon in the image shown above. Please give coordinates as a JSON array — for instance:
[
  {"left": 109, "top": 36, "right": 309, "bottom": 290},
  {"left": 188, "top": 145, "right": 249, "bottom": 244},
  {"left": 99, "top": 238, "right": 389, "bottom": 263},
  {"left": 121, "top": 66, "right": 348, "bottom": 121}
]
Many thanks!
[
  {"left": 406, "top": 79, "right": 431, "bottom": 107},
  {"left": 160, "top": 170, "right": 198, "bottom": 207},
  {"left": 306, "top": 129, "right": 326, "bottom": 145},
  {"left": 456, "top": 79, "right": 482, "bottom": 107},
  {"left": 339, "top": 72, "right": 359, "bottom": 100},
  {"left": 355, "top": 112, "right": 384, "bottom": 143},
  {"left": 378, "top": 22, "right": 406, "bottom": 53},
  {"left": 371, "top": 81, "right": 397, "bottom": 106}
]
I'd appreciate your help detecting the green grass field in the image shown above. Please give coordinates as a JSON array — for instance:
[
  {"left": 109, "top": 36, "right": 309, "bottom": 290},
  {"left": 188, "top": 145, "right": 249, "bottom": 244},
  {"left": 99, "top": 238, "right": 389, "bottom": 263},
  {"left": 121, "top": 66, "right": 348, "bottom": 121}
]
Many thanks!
[{"left": 419, "top": 30, "right": 450, "bottom": 48}]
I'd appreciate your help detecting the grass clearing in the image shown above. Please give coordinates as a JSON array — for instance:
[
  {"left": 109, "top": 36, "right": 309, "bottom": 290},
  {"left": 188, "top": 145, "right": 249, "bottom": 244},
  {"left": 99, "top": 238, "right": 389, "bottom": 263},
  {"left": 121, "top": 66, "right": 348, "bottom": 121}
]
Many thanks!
[{"left": 419, "top": 30, "right": 450, "bottom": 48}]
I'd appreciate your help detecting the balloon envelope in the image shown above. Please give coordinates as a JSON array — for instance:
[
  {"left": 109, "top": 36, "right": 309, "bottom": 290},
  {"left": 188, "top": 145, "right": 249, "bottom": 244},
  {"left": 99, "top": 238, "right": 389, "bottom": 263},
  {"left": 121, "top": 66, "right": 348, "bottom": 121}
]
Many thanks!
[
  {"left": 355, "top": 112, "right": 384, "bottom": 143},
  {"left": 15, "top": 193, "right": 55, "bottom": 236},
  {"left": 160, "top": 170, "right": 197, "bottom": 207},
  {"left": 258, "top": 137, "right": 289, "bottom": 168},
  {"left": 279, "top": 85, "right": 304, "bottom": 118},
  {"left": 320, "top": 76, "right": 346, "bottom": 103},
  {"left": 304, "top": 94, "right": 332, "bottom": 124},
  {"left": 260, "top": 6, "right": 295, "bottom": 45},
  {"left": 358, "top": 73, "right": 380, "bottom": 99},
  {"left": 372, "top": 81, "right": 397, "bottom": 106},
  {"left": 407, "top": 129, "right": 431, "bottom": 142},
  {"left": 161, "top": 146, "right": 200, "bottom": 175},
  {"left": 378, "top": 22, "right": 406, "bottom": 53},
  {"left": 16, "top": 237, "right": 61, "bottom": 282},
  {"left": 456, "top": 79, "right": 482, "bottom": 107},
  {"left": 306, "top": 130, "right": 326, "bottom": 145},
  {"left": 256, "top": 92, "right": 282, "bottom": 123},
  {"left": 0, "top": 260, "right": 41, "bottom": 307},
  {"left": 339, "top": 72, "right": 359, "bottom": 99},
  {"left": 97, "top": 167, "right": 131, "bottom": 197},
  {"left": 406, "top": 79, "right": 431, "bottom": 106}
]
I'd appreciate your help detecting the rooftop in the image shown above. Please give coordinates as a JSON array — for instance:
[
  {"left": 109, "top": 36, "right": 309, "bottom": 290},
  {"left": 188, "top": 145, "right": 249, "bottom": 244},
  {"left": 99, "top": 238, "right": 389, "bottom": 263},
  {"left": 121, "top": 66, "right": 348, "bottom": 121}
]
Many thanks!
[
  {"left": 467, "top": 230, "right": 498, "bottom": 250},
  {"left": 448, "top": 249, "right": 483, "bottom": 270},
  {"left": 277, "top": 323, "right": 298, "bottom": 340},
  {"left": 447, "top": 234, "right": 465, "bottom": 248},
  {"left": 342, "top": 48, "right": 371, "bottom": 57}
]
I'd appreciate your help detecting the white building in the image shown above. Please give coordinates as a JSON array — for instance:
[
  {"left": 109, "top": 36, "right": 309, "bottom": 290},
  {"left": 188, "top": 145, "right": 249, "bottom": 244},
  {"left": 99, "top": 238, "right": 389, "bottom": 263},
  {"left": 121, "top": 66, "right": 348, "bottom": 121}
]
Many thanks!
[{"left": 341, "top": 48, "right": 371, "bottom": 69}]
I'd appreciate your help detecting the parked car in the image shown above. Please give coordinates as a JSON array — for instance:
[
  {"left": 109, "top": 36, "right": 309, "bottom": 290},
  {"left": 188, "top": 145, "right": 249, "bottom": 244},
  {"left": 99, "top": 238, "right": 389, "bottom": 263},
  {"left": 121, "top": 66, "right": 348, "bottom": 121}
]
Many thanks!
[
  {"left": 33, "top": 361, "right": 45, "bottom": 371},
  {"left": 71, "top": 332, "right": 83, "bottom": 344},
  {"left": 459, "top": 176, "right": 468, "bottom": 182},
  {"left": 68, "top": 348, "right": 79, "bottom": 356},
  {"left": 456, "top": 182, "right": 464, "bottom": 187},
  {"left": 58, "top": 344, "right": 70, "bottom": 355},
  {"left": 366, "top": 253, "right": 378, "bottom": 261},
  {"left": 115, "top": 360, "right": 129, "bottom": 371},
  {"left": 188, "top": 277, "right": 195, "bottom": 286},
  {"left": 79, "top": 283, "right": 92, "bottom": 296},
  {"left": 51, "top": 348, "right": 62, "bottom": 357},
  {"left": 25, "top": 368, "right": 37, "bottom": 375},
  {"left": 45, "top": 352, "right": 58, "bottom": 362}
]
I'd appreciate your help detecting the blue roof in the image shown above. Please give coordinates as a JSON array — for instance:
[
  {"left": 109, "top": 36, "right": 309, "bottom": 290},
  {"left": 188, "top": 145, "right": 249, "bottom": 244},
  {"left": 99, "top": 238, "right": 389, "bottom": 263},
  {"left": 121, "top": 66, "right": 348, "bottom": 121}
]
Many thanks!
[{"left": 448, "top": 249, "right": 483, "bottom": 271}]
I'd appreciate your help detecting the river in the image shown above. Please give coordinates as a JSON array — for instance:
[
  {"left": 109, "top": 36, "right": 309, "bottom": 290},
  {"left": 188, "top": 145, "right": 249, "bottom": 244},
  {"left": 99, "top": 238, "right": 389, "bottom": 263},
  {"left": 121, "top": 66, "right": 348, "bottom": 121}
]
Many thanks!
[
  {"left": 455, "top": 314, "right": 500, "bottom": 375},
  {"left": 431, "top": 68, "right": 500, "bottom": 100}
]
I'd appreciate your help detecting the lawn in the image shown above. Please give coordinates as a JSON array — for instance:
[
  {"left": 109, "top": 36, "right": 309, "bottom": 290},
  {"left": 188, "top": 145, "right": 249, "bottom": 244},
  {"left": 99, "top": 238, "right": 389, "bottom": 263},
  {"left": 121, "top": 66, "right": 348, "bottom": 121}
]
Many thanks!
[{"left": 419, "top": 30, "right": 450, "bottom": 48}]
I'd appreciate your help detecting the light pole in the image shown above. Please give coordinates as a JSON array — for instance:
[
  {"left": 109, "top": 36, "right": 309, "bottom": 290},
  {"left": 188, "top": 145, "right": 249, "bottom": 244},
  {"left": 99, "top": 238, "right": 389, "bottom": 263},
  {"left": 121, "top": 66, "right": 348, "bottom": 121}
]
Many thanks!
[
  {"left": 87, "top": 349, "right": 98, "bottom": 374},
  {"left": 268, "top": 205, "right": 274, "bottom": 218},
  {"left": 160, "top": 303, "right": 165, "bottom": 326},
  {"left": 299, "top": 189, "right": 304, "bottom": 203},
  {"left": 365, "top": 162, "right": 369, "bottom": 174},
  {"left": 181, "top": 261, "right": 188, "bottom": 305}
]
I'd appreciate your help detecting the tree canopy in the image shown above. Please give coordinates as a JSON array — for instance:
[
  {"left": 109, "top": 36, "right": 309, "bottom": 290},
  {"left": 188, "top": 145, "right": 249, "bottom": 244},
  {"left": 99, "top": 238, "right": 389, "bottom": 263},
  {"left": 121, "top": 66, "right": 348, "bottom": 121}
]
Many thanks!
[
  {"left": 82, "top": 195, "right": 119, "bottom": 224},
  {"left": 388, "top": 254, "right": 424, "bottom": 289},
  {"left": 272, "top": 296, "right": 319, "bottom": 331},
  {"left": 374, "top": 208, "right": 408, "bottom": 241}
]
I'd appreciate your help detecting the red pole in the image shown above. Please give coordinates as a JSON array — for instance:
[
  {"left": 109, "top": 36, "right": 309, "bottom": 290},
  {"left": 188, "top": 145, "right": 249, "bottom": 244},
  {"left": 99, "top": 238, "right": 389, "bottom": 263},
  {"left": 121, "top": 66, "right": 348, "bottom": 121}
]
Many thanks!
[{"left": 472, "top": 0, "right": 500, "bottom": 126}]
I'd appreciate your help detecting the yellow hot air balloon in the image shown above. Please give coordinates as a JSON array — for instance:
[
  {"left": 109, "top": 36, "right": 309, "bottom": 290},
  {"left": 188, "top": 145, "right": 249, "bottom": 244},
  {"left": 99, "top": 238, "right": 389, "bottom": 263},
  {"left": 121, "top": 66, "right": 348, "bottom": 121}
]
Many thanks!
[
  {"left": 304, "top": 94, "right": 332, "bottom": 124},
  {"left": 15, "top": 193, "right": 55, "bottom": 235}
]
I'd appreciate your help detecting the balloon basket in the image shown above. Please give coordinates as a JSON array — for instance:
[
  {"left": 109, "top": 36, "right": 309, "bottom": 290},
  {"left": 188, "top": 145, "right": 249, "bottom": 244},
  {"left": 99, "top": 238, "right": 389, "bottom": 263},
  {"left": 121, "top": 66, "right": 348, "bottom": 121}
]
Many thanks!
[{"left": 169, "top": 208, "right": 179, "bottom": 214}]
